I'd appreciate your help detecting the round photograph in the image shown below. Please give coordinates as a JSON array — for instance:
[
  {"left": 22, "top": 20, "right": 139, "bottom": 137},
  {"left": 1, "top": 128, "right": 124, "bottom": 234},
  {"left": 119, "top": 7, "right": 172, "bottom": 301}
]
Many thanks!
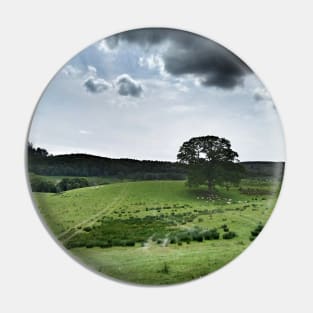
[{"left": 27, "top": 28, "right": 285, "bottom": 285}]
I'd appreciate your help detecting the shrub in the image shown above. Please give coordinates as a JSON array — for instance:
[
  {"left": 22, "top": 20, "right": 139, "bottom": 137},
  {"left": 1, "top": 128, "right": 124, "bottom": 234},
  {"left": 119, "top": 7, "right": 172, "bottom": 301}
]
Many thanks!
[
  {"left": 178, "top": 232, "right": 192, "bottom": 243},
  {"left": 250, "top": 223, "right": 264, "bottom": 241},
  {"left": 193, "top": 233, "right": 204, "bottom": 242},
  {"left": 111, "top": 238, "right": 122, "bottom": 246},
  {"left": 125, "top": 240, "right": 135, "bottom": 247},
  {"left": 64, "top": 241, "right": 85, "bottom": 249},
  {"left": 56, "top": 177, "right": 89, "bottom": 192},
  {"left": 169, "top": 237, "right": 177, "bottom": 244},
  {"left": 29, "top": 175, "right": 57, "bottom": 193},
  {"left": 203, "top": 229, "right": 220, "bottom": 240},
  {"left": 223, "top": 231, "right": 237, "bottom": 239},
  {"left": 220, "top": 224, "right": 229, "bottom": 232},
  {"left": 100, "top": 241, "right": 111, "bottom": 248},
  {"left": 83, "top": 226, "right": 92, "bottom": 232}
]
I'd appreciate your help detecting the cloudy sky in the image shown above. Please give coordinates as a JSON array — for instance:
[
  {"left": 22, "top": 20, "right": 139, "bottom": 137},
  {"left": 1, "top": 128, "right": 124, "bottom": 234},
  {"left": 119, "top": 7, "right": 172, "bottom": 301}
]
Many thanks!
[{"left": 29, "top": 28, "right": 285, "bottom": 162}]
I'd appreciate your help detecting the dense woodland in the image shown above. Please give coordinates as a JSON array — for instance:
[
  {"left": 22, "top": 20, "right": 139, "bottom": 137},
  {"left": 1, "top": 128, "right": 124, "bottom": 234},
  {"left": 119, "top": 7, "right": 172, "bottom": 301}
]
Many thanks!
[{"left": 28, "top": 143, "right": 187, "bottom": 180}]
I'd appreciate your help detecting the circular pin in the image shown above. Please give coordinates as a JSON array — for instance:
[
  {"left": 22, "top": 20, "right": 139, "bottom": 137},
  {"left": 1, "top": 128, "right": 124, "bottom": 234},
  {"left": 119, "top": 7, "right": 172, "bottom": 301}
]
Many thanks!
[{"left": 27, "top": 28, "right": 285, "bottom": 285}]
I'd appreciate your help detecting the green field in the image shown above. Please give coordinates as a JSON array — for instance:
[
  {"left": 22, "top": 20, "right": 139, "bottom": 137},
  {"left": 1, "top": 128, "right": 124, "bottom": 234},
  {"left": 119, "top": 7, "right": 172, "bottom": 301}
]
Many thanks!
[{"left": 33, "top": 178, "right": 281, "bottom": 285}]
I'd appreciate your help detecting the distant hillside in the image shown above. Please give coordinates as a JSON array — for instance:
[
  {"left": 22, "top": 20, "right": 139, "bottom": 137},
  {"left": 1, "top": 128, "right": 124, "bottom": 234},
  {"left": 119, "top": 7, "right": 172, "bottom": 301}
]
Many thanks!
[
  {"left": 28, "top": 145, "right": 187, "bottom": 180},
  {"left": 28, "top": 144, "right": 284, "bottom": 180},
  {"left": 241, "top": 161, "right": 285, "bottom": 178}
]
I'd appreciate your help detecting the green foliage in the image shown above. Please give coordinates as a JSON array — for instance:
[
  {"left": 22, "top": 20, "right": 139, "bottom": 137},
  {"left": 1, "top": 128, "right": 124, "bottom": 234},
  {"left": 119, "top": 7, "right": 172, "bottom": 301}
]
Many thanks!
[
  {"left": 222, "top": 231, "right": 237, "bottom": 239},
  {"left": 177, "top": 135, "right": 239, "bottom": 164},
  {"left": 28, "top": 143, "right": 186, "bottom": 180},
  {"left": 29, "top": 173, "right": 91, "bottom": 193},
  {"left": 250, "top": 223, "right": 264, "bottom": 241},
  {"left": 125, "top": 240, "right": 136, "bottom": 247},
  {"left": 221, "top": 224, "right": 229, "bottom": 232},
  {"left": 168, "top": 227, "right": 220, "bottom": 244},
  {"left": 28, "top": 142, "right": 49, "bottom": 158},
  {"left": 56, "top": 177, "right": 89, "bottom": 192},
  {"left": 177, "top": 135, "right": 245, "bottom": 192},
  {"left": 202, "top": 229, "right": 220, "bottom": 240},
  {"left": 65, "top": 215, "right": 172, "bottom": 249},
  {"left": 29, "top": 174, "right": 56, "bottom": 192}
]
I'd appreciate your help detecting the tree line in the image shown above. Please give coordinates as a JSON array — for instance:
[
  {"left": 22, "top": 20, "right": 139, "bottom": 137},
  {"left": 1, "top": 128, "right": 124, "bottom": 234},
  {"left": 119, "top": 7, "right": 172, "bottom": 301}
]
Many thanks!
[
  {"left": 29, "top": 174, "right": 90, "bottom": 193},
  {"left": 28, "top": 143, "right": 187, "bottom": 180},
  {"left": 28, "top": 140, "right": 284, "bottom": 194}
]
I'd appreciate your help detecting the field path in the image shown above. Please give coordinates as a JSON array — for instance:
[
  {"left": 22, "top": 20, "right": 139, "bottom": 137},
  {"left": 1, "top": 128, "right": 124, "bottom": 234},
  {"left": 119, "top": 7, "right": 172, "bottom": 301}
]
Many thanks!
[
  {"left": 142, "top": 235, "right": 155, "bottom": 250},
  {"left": 58, "top": 185, "right": 128, "bottom": 243}
]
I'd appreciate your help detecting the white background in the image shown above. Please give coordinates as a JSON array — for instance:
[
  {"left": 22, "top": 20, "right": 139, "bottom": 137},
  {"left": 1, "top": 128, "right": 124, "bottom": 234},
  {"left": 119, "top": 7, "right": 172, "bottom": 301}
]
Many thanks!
[{"left": 0, "top": 1, "right": 312, "bottom": 312}]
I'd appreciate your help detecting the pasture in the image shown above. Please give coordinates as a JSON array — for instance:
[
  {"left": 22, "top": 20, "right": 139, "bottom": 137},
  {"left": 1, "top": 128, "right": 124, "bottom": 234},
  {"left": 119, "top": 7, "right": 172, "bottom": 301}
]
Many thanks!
[{"left": 33, "top": 178, "right": 281, "bottom": 285}]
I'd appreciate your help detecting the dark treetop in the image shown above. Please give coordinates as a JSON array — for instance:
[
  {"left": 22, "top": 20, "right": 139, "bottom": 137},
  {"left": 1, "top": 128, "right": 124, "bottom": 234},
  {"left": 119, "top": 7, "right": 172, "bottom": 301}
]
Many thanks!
[{"left": 177, "top": 135, "right": 244, "bottom": 193}]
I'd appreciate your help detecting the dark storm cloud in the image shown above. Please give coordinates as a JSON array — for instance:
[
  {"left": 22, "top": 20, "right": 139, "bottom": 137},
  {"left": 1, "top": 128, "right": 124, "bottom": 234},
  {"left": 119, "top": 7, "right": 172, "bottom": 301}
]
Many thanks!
[
  {"left": 106, "top": 28, "right": 167, "bottom": 49},
  {"left": 163, "top": 41, "right": 249, "bottom": 89},
  {"left": 108, "top": 28, "right": 251, "bottom": 89},
  {"left": 115, "top": 74, "right": 143, "bottom": 97},
  {"left": 83, "top": 77, "right": 111, "bottom": 93}
]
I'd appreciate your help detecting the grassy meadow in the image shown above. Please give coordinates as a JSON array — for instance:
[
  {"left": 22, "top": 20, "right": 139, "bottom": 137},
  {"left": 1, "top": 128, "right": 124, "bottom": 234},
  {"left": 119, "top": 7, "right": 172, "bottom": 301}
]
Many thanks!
[{"left": 33, "top": 178, "right": 281, "bottom": 285}]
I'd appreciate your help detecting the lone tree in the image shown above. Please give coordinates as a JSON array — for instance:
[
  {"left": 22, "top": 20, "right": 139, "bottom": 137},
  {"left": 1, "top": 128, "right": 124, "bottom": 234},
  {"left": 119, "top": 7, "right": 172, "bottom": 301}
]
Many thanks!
[{"left": 177, "top": 135, "right": 245, "bottom": 194}]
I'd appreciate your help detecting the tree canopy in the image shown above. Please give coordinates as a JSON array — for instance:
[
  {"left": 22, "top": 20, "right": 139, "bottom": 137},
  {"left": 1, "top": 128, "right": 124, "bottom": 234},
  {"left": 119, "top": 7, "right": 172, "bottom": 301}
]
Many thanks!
[
  {"left": 177, "top": 135, "right": 245, "bottom": 193},
  {"left": 27, "top": 142, "right": 186, "bottom": 180}
]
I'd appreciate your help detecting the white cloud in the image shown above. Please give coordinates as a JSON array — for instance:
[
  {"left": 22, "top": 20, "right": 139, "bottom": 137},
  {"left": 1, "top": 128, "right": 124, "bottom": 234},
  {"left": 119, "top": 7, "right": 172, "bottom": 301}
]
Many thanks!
[
  {"left": 87, "top": 65, "right": 97, "bottom": 76},
  {"left": 114, "top": 74, "right": 143, "bottom": 97},
  {"left": 62, "top": 65, "right": 82, "bottom": 77},
  {"left": 139, "top": 54, "right": 169, "bottom": 78},
  {"left": 79, "top": 129, "right": 92, "bottom": 135},
  {"left": 174, "top": 82, "right": 189, "bottom": 92},
  {"left": 139, "top": 54, "right": 160, "bottom": 69},
  {"left": 166, "top": 104, "right": 194, "bottom": 113},
  {"left": 97, "top": 40, "right": 112, "bottom": 53}
]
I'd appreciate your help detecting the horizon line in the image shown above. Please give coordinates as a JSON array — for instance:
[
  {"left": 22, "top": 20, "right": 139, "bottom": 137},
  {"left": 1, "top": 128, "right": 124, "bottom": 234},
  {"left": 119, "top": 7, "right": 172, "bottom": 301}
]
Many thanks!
[{"left": 32, "top": 150, "right": 285, "bottom": 164}]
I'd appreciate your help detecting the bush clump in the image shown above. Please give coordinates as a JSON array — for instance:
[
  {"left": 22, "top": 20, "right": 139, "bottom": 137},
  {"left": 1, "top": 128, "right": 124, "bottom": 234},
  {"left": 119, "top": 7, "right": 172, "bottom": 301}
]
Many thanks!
[
  {"left": 56, "top": 177, "right": 89, "bottom": 192},
  {"left": 220, "top": 224, "right": 229, "bottom": 232},
  {"left": 194, "top": 233, "right": 204, "bottom": 242},
  {"left": 203, "top": 229, "right": 220, "bottom": 240},
  {"left": 125, "top": 240, "right": 135, "bottom": 247},
  {"left": 29, "top": 174, "right": 56, "bottom": 193},
  {"left": 250, "top": 223, "right": 263, "bottom": 241},
  {"left": 223, "top": 231, "right": 237, "bottom": 239},
  {"left": 169, "top": 227, "right": 220, "bottom": 244}
]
